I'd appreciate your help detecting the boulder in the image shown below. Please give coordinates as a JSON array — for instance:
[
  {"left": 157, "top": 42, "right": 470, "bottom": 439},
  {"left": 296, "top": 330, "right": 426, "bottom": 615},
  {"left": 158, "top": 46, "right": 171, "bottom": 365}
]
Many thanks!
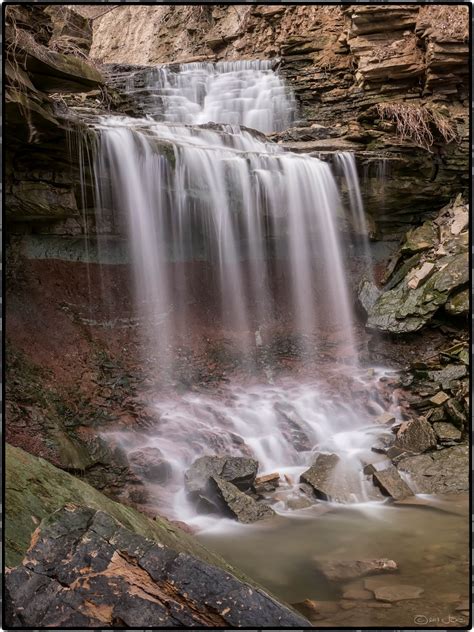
[
  {"left": 407, "top": 261, "right": 435, "bottom": 289},
  {"left": 428, "top": 364, "right": 467, "bottom": 390},
  {"left": 396, "top": 445, "right": 468, "bottom": 494},
  {"left": 374, "top": 412, "right": 396, "bottom": 426},
  {"left": 5, "top": 505, "right": 308, "bottom": 628},
  {"left": 358, "top": 279, "right": 381, "bottom": 315},
  {"left": 184, "top": 455, "right": 259, "bottom": 514},
  {"left": 211, "top": 477, "right": 275, "bottom": 524},
  {"left": 401, "top": 220, "right": 438, "bottom": 255},
  {"left": 372, "top": 584, "right": 424, "bottom": 602},
  {"left": 253, "top": 472, "right": 280, "bottom": 494},
  {"left": 432, "top": 422, "right": 462, "bottom": 444},
  {"left": 444, "top": 398, "right": 467, "bottom": 428},
  {"left": 445, "top": 288, "right": 468, "bottom": 316},
  {"left": 300, "top": 453, "right": 361, "bottom": 503},
  {"left": 372, "top": 466, "right": 413, "bottom": 500},
  {"left": 395, "top": 418, "right": 437, "bottom": 454},
  {"left": 129, "top": 447, "right": 172, "bottom": 484},
  {"left": 315, "top": 558, "right": 398, "bottom": 582}
]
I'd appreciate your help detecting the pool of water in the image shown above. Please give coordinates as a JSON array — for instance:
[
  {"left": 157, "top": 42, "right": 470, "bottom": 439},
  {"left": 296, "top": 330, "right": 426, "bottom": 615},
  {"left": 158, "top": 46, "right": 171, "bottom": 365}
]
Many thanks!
[{"left": 198, "top": 494, "right": 469, "bottom": 627}]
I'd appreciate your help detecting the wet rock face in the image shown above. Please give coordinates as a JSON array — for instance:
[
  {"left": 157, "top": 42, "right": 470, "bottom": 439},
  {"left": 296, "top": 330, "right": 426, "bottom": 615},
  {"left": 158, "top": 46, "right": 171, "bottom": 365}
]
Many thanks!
[
  {"left": 5, "top": 506, "right": 308, "bottom": 628},
  {"left": 363, "top": 196, "right": 469, "bottom": 334}
]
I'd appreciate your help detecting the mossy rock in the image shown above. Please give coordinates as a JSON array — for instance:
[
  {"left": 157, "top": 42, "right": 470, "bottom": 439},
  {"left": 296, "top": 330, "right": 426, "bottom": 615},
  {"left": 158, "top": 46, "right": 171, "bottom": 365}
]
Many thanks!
[
  {"left": 367, "top": 253, "right": 468, "bottom": 333},
  {"left": 401, "top": 220, "right": 438, "bottom": 255},
  {"left": 5, "top": 444, "right": 242, "bottom": 577},
  {"left": 445, "top": 288, "right": 468, "bottom": 316}
]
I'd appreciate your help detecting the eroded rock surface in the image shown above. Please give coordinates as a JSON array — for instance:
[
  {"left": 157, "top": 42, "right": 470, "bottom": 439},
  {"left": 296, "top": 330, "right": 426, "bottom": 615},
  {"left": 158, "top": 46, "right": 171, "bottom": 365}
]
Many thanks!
[{"left": 5, "top": 505, "right": 308, "bottom": 628}]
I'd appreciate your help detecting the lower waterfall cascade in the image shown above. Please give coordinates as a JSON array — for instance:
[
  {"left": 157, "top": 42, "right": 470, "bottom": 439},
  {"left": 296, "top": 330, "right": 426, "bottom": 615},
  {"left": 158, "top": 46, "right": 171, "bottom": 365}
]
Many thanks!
[{"left": 84, "top": 59, "right": 399, "bottom": 521}]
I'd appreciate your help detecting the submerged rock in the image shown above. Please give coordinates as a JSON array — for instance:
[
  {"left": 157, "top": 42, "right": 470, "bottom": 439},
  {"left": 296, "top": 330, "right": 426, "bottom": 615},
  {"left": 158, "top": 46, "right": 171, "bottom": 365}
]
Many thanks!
[
  {"left": 372, "top": 466, "right": 413, "bottom": 500},
  {"left": 372, "top": 584, "right": 424, "bottom": 602},
  {"left": 5, "top": 505, "right": 307, "bottom": 627},
  {"left": 315, "top": 558, "right": 398, "bottom": 582},
  {"left": 211, "top": 476, "right": 275, "bottom": 524},
  {"left": 394, "top": 418, "right": 437, "bottom": 454}
]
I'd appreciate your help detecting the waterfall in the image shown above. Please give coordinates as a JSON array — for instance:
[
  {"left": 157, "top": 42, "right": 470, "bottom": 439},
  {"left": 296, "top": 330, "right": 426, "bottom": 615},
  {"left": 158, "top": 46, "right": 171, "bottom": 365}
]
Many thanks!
[
  {"left": 335, "top": 151, "right": 374, "bottom": 281},
  {"left": 93, "top": 118, "right": 357, "bottom": 367},
  {"left": 124, "top": 60, "right": 296, "bottom": 133},
  {"left": 86, "top": 60, "right": 393, "bottom": 515}
]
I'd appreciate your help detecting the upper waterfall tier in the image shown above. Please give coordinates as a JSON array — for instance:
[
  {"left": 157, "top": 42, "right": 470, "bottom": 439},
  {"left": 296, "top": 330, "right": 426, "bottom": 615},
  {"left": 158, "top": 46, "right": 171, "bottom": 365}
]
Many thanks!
[{"left": 123, "top": 60, "right": 297, "bottom": 133}]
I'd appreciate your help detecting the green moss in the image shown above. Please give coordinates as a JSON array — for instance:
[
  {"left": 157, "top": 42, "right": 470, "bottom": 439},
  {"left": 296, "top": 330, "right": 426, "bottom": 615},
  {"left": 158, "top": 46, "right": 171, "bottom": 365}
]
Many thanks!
[{"left": 5, "top": 444, "right": 251, "bottom": 585}]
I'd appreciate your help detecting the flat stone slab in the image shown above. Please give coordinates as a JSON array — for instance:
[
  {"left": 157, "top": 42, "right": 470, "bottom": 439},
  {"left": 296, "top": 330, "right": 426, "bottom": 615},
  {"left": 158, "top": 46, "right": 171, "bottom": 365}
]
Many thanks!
[
  {"left": 315, "top": 558, "right": 398, "bottom": 582},
  {"left": 372, "top": 466, "right": 413, "bottom": 500},
  {"left": 342, "top": 588, "right": 373, "bottom": 601},
  {"left": 373, "top": 584, "right": 424, "bottom": 602},
  {"left": 429, "top": 391, "right": 450, "bottom": 406}
]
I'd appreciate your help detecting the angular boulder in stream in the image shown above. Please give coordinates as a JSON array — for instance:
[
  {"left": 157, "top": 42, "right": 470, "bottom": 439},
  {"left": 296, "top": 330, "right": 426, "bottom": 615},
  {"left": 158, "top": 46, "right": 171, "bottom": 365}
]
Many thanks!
[
  {"left": 184, "top": 455, "right": 258, "bottom": 513},
  {"left": 211, "top": 477, "right": 275, "bottom": 524},
  {"left": 394, "top": 418, "right": 437, "bottom": 454},
  {"left": 372, "top": 466, "right": 413, "bottom": 500},
  {"left": 5, "top": 505, "right": 307, "bottom": 627},
  {"left": 300, "top": 453, "right": 362, "bottom": 503}
]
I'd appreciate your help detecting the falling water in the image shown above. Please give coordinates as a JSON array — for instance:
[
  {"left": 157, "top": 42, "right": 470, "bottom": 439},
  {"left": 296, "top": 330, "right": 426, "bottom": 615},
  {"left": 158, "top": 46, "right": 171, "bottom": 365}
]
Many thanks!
[
  {"left": 92, "top": 118, "right": 357, "bottom": 365},
  {"left": 125, "top": 60, "right": 296, "bottom": 133},
  {"left": 335, "top": 151, "right": 374, "bottom": 280},
  {"left": 86, "top": 60, "right": 393, "bottom": 515}
]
